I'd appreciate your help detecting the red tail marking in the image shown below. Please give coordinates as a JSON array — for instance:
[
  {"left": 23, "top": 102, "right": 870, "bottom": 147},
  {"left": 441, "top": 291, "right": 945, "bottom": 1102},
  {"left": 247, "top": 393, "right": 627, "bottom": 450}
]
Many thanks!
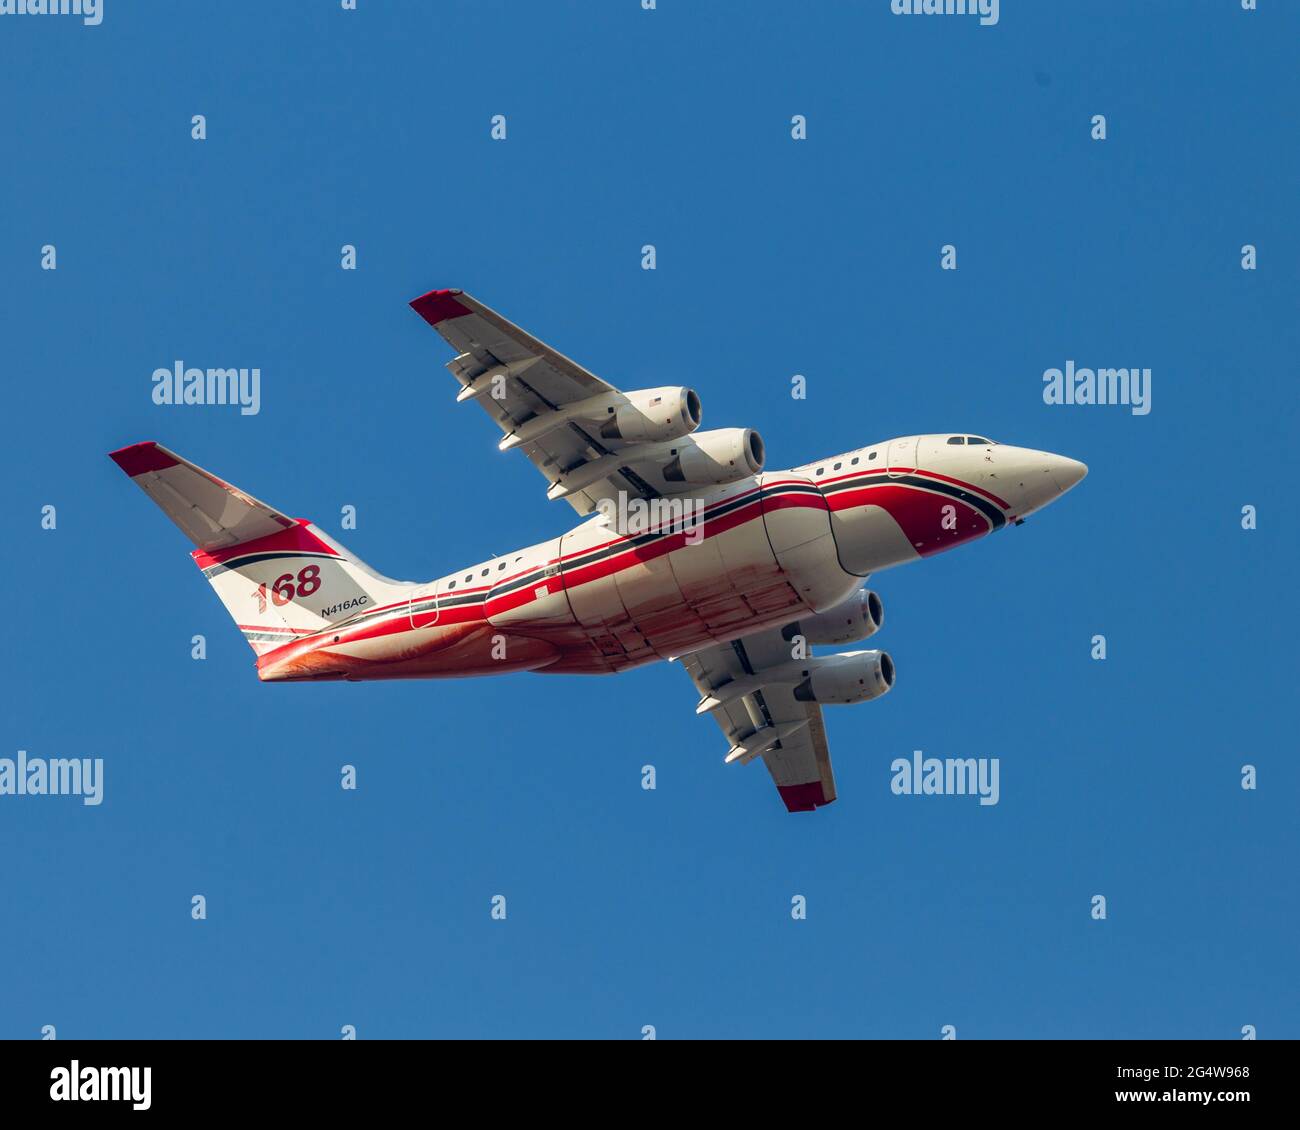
[{"left": 191, "top": 519, "right": 340, "bottom": 569}]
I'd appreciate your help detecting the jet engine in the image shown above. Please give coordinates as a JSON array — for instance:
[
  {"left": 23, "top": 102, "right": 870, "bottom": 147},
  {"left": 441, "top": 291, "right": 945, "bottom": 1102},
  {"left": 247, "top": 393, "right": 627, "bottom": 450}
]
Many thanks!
[
  {"left": 662, "top": 427, "right": 765, "bottom": 486},
  {"left": 792, "top": 650, "right": 895, "bottom": 705},
  {"left": 785, "top": 589, "right": 883, "bottom": 645},
  {"left": 599, "top": 386, "right": 702, "bottom": 444}
]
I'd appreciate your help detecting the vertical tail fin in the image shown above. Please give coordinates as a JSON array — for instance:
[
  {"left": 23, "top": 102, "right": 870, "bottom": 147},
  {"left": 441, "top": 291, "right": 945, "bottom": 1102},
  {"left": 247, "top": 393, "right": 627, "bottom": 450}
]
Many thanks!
[{"left": 109, "top": 442, "right": 411, "bottom": 655}]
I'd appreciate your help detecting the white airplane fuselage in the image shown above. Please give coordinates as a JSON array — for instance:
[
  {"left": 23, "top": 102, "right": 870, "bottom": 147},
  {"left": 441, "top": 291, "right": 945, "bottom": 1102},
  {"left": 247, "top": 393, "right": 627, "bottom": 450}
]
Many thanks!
[
  {"left": 244, "top": 434, "right": 1086, "bottom": 682},
  {"left": 110, "top": 287, "right": 1091, "bottom": 812}
]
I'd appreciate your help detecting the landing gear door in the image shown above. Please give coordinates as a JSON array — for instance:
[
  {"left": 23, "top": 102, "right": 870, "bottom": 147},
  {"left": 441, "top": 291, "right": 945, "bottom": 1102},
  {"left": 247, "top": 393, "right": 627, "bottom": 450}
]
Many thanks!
[{"left": 886, "top": 436, "right": 918, "bottom": 479}]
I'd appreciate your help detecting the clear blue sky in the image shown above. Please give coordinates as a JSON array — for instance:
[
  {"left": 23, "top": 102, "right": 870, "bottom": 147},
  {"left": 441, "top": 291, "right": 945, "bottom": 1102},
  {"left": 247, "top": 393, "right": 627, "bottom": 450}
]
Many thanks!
[{"left": 2, "top": 1, "right": 1296, "bottom": 1039}]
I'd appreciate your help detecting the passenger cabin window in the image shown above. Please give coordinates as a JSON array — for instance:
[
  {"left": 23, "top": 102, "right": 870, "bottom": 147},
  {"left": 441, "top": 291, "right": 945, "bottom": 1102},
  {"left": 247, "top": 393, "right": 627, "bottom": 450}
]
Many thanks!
[
  {"left": 833, "top": 462, "right": 842, "bottom": 471},
  {"left": 869, "top": 451, "right": 877, "bottom": 460},
  {"left": 851, "top": 456, "right": 859, "bottom": 466},
  {"left": 448, "top": 580, "right": 456, "bottom": 589},
  {"left": 947, "top": 436, "right": 965, "bottom": 445},
  {"left": 480, "top": 569, "right": 489, "bottom": 577},
  {"left": 464, "top": 574, "right": 472, "bottom": 582},
  {"left": 498, "top": 562, "right": 506, "bottom": 571},
  {"left": 815, "top": 467, "right": 824, "bottom": 476}
]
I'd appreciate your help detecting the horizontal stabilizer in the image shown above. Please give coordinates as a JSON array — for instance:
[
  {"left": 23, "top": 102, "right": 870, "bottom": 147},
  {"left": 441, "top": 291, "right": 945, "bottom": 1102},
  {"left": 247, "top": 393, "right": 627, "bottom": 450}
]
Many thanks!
[{"left": 109, "top": 441, "right": 295, "bottom": 551}]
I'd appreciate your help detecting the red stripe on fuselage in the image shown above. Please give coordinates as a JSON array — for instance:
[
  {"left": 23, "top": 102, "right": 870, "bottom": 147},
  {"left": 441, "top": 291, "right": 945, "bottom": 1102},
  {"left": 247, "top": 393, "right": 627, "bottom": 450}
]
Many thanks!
[
  {"left": 560, "top": 482, "right": 770, "bottom": 562},
  {"left": 825, "top": 483, "right": 993, "bottom": 556},
  {"left": 760, "top": 490, "right": 830, "bottom": 516},
  {"left": 818, "top": 466, "right": 1011, "bottom": 511},
  {"left": 556, "top": 495, "right": 769, "bottom": 595}
]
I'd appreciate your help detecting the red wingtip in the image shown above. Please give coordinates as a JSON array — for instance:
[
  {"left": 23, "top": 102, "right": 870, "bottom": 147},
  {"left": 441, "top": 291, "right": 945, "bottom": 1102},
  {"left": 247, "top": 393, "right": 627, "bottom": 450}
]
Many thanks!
[
  {"left": 777, "top": 782, "right": 833, "bottom": 813},
  {"left": 109, "top": 441, "right": 177, "bottom": 477},
  {"left": 409, "top": 288, "right": 471, "bottom": 327}
]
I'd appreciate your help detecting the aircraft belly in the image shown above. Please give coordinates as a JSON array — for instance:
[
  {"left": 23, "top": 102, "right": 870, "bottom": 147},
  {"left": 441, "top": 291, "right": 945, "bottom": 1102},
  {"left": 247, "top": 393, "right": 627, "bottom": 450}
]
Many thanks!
[
  {"left": 259, "top": 623, "right": 560, "bottom": 681},
  {"left": 614, "top": 553, "right": 709, "bottom": 659},
  {"left": 478, "top": 476, "right": 866, "bottom": 670},
  {"left": 692, "top": 508, "right": 791, "bottom": 635}
]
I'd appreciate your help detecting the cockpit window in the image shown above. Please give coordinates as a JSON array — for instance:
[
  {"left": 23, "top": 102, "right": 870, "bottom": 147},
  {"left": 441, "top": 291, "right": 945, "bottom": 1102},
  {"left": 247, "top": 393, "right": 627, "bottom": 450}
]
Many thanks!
[
  {"left": 966, "top": 436, "right": 991, "bottom": 444},
  {"left": 946, "top": 436, "right": 965, "bottom": 445}
]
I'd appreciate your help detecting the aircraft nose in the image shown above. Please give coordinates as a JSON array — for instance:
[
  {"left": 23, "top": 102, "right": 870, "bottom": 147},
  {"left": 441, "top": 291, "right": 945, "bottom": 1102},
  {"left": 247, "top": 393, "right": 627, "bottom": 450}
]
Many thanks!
[{"left": 1047, "top": 455, "right": 1088, "bottom": 494}]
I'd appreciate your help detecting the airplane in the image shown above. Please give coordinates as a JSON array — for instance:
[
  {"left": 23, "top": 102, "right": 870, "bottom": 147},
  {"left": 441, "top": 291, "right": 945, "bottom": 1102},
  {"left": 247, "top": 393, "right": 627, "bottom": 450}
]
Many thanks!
[{"left": 109, "top": 288, "right": 1087, "bottom": 813}]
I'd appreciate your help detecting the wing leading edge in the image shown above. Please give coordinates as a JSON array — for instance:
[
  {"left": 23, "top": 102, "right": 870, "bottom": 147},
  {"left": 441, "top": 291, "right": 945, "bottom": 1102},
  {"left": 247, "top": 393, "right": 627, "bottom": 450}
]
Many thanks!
[
  {"left": 410, "top": 289, "right": 666, "bottom": 516},
  {"left": 410, "top": 289, "right": 763, "bottom": 518}
]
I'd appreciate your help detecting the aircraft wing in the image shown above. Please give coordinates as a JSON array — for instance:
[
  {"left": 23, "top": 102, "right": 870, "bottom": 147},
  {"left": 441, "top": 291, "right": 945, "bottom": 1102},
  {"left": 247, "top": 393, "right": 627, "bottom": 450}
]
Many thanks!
[
  {"left": 409, "top": 289, "right": 712, "bottom": 516},
  {"left": 680, "top": 628, "right": 837, "bottom": 813}
]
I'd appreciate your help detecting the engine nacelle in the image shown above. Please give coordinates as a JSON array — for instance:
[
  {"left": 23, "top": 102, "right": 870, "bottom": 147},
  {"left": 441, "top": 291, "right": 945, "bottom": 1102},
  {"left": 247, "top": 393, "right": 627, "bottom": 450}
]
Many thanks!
[
  {"left": 662, "top": 427, "right": 765, "bottom": 486},
  {"left": 599, "top": 386, "right": 702, "bottom": 444},
  {"left": 786, "top": 589, "right": 883, "bottom": 646},
  {"left": 793, "top": 650, "right": 895, "bottom": 706}
]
